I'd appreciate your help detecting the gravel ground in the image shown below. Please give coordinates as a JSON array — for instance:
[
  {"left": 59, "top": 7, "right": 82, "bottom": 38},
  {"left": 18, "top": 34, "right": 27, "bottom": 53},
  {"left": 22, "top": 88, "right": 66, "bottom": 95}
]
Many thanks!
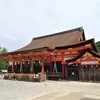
[{"left": 0, "top": 75, "right": 100, "bottom": 100}]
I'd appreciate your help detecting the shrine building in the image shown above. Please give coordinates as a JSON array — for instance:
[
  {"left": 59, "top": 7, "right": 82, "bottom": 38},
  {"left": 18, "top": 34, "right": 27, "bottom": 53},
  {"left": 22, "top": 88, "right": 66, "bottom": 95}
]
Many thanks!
[{"left": 1, "top": 27, "right": 100, "bottom": 81}]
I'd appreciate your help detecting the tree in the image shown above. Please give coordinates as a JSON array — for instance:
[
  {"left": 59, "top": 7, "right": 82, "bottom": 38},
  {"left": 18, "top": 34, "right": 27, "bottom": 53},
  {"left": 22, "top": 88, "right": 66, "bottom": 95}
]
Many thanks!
[
  {"left": 0, "top": 47, "right": 8, "bottom": 54},
  {"left": 0, "top": 46, "right": 8, "bottom": 69},
  {"left": 96, "top": 41, "right": 100, "bottom": 52}
]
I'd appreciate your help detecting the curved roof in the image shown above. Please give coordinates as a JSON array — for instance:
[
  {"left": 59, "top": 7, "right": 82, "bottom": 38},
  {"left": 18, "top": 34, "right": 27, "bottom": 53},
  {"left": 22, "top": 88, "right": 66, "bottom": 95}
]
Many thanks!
[
  {"left": 14, "top": 27, "right": 84, "bottom": 52},
  {"left": 0, "top": 27, "right": 87, "bottom": 56}
]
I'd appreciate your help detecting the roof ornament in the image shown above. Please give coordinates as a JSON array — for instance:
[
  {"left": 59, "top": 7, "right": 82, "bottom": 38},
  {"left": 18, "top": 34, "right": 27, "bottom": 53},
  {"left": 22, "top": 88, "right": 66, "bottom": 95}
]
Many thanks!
[
  {"left": 80, "top": 26, "right": 83, "bottom": 31},
  {"left": 81, "top": 26, "right": 83, "bottom": 29}
]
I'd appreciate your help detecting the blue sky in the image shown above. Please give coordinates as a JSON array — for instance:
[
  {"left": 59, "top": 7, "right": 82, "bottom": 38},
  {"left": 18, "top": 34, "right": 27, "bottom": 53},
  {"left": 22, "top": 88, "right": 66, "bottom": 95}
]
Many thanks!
[{"left": 0, "top": 0, "right": 100, "bottom": 52}]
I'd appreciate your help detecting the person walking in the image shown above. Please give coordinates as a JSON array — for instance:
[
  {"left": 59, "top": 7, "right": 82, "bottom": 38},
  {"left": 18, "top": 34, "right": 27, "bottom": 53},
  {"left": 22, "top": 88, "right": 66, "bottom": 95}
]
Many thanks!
[{"left": 12, "top": 73, "right": 17, "bottom": 81}]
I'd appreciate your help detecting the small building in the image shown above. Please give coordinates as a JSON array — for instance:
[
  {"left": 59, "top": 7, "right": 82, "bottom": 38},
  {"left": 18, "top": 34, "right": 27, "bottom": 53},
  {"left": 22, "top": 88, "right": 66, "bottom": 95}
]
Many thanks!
[{"left": 0, "top": 27, "right": 100, "bottom": 81}]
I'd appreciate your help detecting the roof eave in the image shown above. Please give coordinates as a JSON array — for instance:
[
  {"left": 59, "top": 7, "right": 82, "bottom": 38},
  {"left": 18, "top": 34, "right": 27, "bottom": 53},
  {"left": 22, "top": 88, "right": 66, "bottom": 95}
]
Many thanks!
[
  {"left": 55, "top": 38, "right": 98, "bottom": 52},
  {"left": 0, "top": 47, "right": 52, "bottom": 57},
  {"left": 65, "top": 48, "right": 100, "bottom": 63}
]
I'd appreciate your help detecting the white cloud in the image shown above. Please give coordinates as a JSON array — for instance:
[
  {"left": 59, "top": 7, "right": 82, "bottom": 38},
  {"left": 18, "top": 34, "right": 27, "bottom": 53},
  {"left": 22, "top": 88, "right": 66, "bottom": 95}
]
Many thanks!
[
  {"left": 2, "top": 33, "right": 17, "bottom": 41},
  {"left": 0, "top": 0, "right": 100, "bottom": 51}
]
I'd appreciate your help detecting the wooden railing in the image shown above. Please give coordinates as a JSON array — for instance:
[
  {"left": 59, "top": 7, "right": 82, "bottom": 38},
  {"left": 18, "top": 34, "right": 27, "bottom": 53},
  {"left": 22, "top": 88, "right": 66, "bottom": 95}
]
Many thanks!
[{"left": 47, "top": 72, "right": 63, "bottom": 80}]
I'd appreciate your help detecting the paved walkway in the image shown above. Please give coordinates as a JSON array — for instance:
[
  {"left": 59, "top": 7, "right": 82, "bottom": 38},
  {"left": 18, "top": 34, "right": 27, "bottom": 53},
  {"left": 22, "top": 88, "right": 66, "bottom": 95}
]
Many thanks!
[{"left": 0, "top": 75, "right": 100, "bottom": 100}]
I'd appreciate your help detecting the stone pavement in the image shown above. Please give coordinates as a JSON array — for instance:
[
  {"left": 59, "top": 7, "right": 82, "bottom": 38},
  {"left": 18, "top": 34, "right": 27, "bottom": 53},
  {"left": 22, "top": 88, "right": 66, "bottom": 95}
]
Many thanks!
[{"left": 0, "top": 75, "right": 100, "bottom": 100}]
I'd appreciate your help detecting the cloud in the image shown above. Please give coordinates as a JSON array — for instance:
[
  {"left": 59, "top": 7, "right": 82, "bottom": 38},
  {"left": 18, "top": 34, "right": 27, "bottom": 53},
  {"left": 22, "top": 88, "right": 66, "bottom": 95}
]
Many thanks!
[
  {"left": 0, "top": 0, "right": 100, "bottom": 51},
  {"left": 2, "top": 33, "right": 17, "bottom": 41}
]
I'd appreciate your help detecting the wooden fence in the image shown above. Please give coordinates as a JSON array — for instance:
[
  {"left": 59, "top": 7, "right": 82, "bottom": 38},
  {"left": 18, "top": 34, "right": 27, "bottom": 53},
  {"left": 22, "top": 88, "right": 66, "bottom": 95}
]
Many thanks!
[{"left": 79, "top": 69, "right": 100, "bottom": 82}]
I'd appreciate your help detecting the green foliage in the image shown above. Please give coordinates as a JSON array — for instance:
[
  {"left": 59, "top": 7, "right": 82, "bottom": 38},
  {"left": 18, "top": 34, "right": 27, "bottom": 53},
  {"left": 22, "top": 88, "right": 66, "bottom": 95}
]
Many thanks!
[
  {"left": 96, "top": 41, "right": 100, "bottom": 52},
  {"left": 0, "top": 58, "right": 7, "bottom": 69},
  {"left": 0, "top": 47, "right": 8, "bottom": 54},
  {"left": 0, "top": 46, "right": 8, "bottom": 69}
]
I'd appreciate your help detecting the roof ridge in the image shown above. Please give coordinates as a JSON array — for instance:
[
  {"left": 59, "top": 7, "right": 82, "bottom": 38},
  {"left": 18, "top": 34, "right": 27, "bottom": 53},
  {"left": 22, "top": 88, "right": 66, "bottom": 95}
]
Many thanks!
[{"left": 32, "top": 26, "right": 83, "bottom": 40}]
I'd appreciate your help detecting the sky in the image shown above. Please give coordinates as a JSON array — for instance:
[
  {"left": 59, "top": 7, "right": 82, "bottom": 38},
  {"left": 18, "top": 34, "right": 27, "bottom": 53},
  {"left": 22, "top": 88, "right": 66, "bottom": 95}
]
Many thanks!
[{"left": 0, "top": 0, "right": 100, "bottom": 52}]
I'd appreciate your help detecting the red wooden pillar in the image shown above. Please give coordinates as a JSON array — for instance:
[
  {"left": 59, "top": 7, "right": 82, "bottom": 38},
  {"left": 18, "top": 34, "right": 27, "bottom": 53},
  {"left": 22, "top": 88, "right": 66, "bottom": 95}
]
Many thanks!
[
  {"left": 50, "top": 55, "right": 52, "bottom": 72},
  {"left": 41, "top": 59, "right": 44, "bottom": 74},
  {"left": 13, "top": 60, "right": 16, "bottom": 73},
  {"left": 64, "top": 63, "right": 68, "bottom": 79},
  {"left": 11, "top": 60, "right": 14, "bottom": 73},
  {"left": 62, "top": 53, "right": 64, "bottom": 79},
  {"left": 62, "top": 64, "right": 64, "bottom": 79},
  {"left": 30, "top": 59, "right": 34, "bottom": 73},
  {"left": 7, "top": 59, "right": 10, "bottom": 73},
  {"left": 20, "top": 60, "right": 23, "bottom": 73}
]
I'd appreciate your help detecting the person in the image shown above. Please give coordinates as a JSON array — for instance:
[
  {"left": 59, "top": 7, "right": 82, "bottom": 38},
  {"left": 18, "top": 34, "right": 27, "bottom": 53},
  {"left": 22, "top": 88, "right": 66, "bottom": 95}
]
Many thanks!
[{"left": 12, "top": 73, "right": 17, "bottom": 81}]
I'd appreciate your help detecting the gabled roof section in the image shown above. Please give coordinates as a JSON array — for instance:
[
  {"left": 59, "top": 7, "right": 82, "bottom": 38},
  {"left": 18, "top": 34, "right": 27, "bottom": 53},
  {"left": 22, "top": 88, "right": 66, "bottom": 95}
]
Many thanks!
[
  {"left": 56, "top": 38, "right": 98, "bottom": 52},
  {"left": 65, "top": 48, "right": 100, "bottom": 63},
  {"left": 14, "top": 27, "right": 84, "bottom": 52},
  {"left": 33, "top": 26, "right": 85, "bottom": 40}
]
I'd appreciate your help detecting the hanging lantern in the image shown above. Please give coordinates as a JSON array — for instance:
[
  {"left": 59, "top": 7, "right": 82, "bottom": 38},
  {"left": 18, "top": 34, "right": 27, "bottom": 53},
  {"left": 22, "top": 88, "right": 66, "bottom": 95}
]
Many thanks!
[
  {"left": 9, "top": 61, "right": 13, "bottom": 66},
  {"left": 17, "top": 61, "right": 19, "bottom": 64},
  {"left": 33, "top": 61, "right": 35, "bottom": 64},
  {"left": 39, "top": 60, "right": 40, "bottom": 64},
  {"left": 96, "top": 65, "right": 98, "bottom": 67},
  {"left": 28, "top": 61, "right": 30, "bottom": 64},
  {"left": 76, "top": 64, "right": 78, "bottom": 66},
  {"left": 14, "top": 61, "right": 17, "bottom": 66},
  {"left": 91, "top": 65, "right": 93, "bottom": 67},
  {"left": 23, "top": 61, "right": 25, "bottom": 64}
]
